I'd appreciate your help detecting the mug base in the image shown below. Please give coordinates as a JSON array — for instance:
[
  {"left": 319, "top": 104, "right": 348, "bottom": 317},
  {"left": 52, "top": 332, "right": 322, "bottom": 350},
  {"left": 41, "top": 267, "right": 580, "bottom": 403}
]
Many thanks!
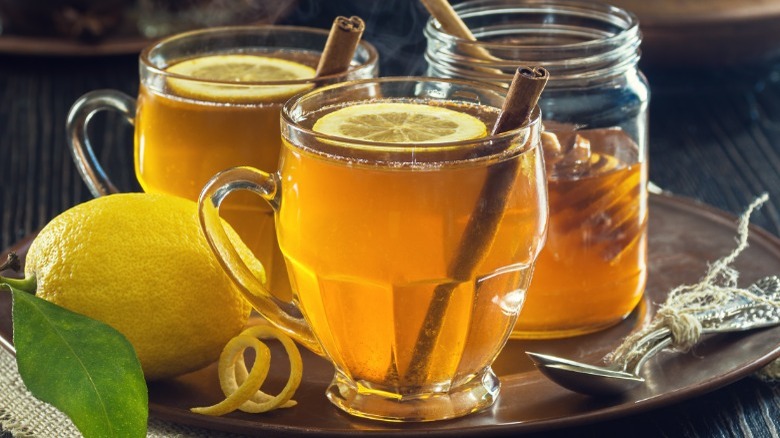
[{"left": 325, "top": 367, "right": 500, "bottom": 422}]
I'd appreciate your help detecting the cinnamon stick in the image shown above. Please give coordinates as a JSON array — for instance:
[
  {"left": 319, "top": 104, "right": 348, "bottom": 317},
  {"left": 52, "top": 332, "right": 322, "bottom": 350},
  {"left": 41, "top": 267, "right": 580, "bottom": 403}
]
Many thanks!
[
  {"left": 420, "top": 0, "right": 501, "bottom": 64},
  {"left": 315, "top": 16, "right": 365, "bottom": 77},
  {"left": 404, "top": 67, "right": 549, "bottom": 383},
  {"left": 492, "top": 67, "right": 549, "bottom": 134}
]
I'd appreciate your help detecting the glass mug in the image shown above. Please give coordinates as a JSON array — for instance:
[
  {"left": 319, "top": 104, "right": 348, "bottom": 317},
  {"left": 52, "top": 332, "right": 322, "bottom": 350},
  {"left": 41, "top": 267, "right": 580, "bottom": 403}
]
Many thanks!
[
  {"left": 198, "top": 77, "right": 548, "bottom": 421},
  {"left": 67, "top": 25, "right": 379, "bottom": 302},
  {"left": 425, "top": 0, "right": 649, "bottom": 338}
]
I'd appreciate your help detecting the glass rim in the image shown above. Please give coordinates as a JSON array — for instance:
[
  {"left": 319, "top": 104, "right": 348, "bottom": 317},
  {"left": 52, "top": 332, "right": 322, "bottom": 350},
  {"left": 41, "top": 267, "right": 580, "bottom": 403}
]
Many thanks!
[
  {"left": 281, "top": 76, "right": 542, "bottom": 153},
  {"left": 424, "top": 0, "right": 640, "bottom": 52},
  {"left": 139, "top": 24, "right": 379, "bottom": 87}
]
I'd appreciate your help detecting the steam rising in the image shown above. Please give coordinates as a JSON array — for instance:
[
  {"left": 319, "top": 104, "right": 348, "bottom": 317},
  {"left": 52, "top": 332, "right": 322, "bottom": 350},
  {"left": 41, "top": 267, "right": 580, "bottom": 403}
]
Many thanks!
[{"left": 280, "top": 0, "right": 431, "bottom": 76}]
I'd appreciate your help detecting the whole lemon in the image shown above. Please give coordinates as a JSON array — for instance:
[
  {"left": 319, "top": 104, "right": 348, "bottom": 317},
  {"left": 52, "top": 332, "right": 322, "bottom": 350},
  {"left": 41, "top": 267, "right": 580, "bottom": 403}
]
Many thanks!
[{"left": 24, "top": 193, "right": 262, "bottom": 381}]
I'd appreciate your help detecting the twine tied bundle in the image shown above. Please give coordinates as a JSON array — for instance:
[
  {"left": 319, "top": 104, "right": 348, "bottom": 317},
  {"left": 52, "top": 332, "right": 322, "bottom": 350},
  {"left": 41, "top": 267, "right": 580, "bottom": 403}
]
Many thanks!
[{"left": 606, "top": 193, "right": 780, "bottom": 379}]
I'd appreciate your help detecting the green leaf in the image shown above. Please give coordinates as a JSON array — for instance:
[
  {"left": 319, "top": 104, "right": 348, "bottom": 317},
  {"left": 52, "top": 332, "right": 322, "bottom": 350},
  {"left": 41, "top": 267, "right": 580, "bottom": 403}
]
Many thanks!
[{"left": 9, "top": 286, "right": 148, "bottom": 438}]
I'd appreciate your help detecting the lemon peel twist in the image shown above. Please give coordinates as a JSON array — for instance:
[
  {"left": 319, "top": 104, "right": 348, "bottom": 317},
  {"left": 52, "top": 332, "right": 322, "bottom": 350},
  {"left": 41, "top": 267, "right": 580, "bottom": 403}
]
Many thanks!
[{"left": 191, "top": 323, "right": 303, "bottom": 416}]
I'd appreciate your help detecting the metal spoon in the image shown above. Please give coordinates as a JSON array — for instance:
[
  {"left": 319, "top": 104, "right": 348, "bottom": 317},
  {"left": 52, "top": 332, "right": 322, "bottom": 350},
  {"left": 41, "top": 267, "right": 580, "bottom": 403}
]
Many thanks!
[{"left": 526, "top": 276, "right": 780, "bottom": 397}]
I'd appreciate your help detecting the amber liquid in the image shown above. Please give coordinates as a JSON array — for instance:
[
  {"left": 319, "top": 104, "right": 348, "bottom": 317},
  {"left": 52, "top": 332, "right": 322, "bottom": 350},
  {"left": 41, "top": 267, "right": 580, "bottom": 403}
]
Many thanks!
[
  {"left": 514, "top": 149, "right": 648, "bottom": 338},
  {"left": 276, "top": 103, "right": 547, "bottom": 389},
  {"left": 134, "top": 52, "right": 320, "bottom": 301}
]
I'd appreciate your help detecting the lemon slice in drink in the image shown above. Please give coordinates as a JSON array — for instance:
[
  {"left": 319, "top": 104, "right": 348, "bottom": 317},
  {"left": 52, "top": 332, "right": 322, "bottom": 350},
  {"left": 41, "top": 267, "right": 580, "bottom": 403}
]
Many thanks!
[
  {"left": 167, "top": 54, "right": 316, "bottom": 102},
  {"left": 312, "top": 102, "right": 488, "bottom": 144}
]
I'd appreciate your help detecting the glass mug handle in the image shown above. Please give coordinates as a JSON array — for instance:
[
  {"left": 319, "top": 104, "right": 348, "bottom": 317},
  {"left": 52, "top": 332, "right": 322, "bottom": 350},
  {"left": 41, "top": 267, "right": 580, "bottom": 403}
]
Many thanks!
[
  {"left": 66, "top": 90, "right": 136, "bottom": 197},
  {"left": 198, "top": 166, "right": 323, "bottom": 356}
]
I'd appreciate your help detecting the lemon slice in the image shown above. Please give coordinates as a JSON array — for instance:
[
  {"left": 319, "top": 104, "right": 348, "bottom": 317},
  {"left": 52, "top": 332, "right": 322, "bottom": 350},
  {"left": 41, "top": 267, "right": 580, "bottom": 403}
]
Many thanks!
[
  {"left": 167, "top": 54, "right": 316, "bottom": 102},
  {"left": 312, "top": 102, "right": 488, "bottom": 144}
]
